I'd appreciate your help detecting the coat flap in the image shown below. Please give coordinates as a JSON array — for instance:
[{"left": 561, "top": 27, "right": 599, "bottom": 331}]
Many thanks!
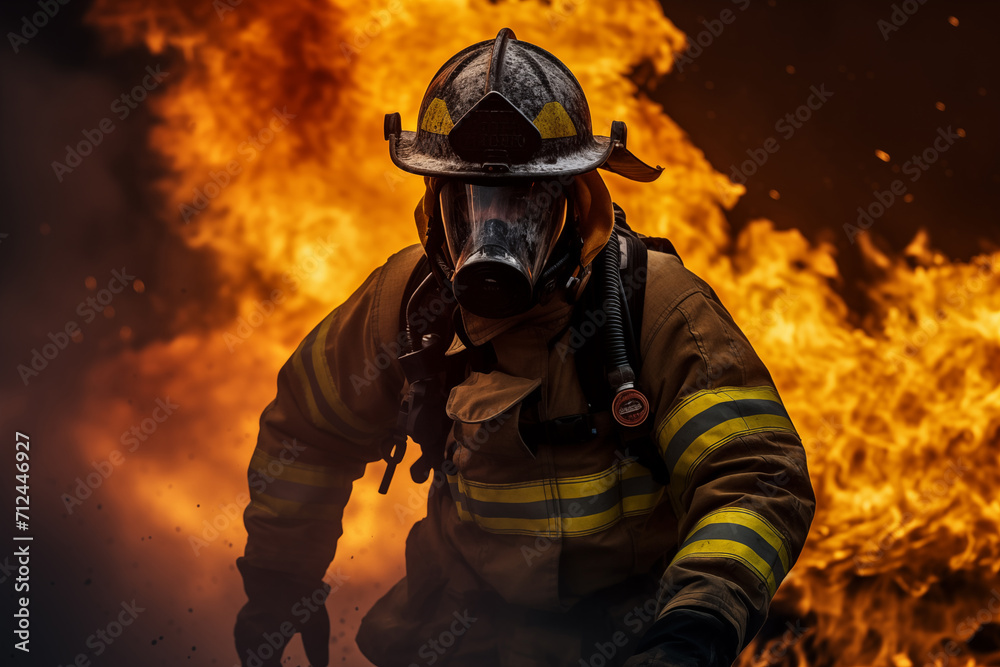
[{"left": 446, "top": 371, "right": 541, "bottom": 423}]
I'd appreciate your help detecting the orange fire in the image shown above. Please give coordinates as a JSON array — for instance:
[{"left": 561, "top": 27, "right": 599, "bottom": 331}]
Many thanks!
[{"left": 79, "top": 1, "right": 1000, "bottom": 665}]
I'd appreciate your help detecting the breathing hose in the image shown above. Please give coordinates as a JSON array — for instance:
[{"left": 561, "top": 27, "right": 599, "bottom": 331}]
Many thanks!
[{"left": 601, "top": 231, "right": 650, "bottom": 428}]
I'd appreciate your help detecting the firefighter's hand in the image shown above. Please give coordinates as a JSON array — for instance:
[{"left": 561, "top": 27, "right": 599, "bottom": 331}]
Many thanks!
[
  {"left": 623, "top": 608, "right": 738, "bottom": 667},
  {"left": 234, "top": 557, "right": 330, "bottom": 667}
]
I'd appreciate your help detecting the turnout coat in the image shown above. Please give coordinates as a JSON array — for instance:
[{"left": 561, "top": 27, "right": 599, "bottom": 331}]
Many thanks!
[{"left": 240, "top": 235, "right": 815, "bottom": 666}]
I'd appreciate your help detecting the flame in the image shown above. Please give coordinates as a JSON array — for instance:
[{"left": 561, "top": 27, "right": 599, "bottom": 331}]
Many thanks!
[{"left": 75, "top": 0, "right": 1000, "bottom": 665}]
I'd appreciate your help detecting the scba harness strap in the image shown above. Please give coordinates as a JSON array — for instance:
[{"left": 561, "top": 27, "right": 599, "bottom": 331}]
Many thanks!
[
  {"left": 572, "top": 204, "right": 679, "bottom": 486},
  {"left": 378, "top": 205, "right": 679, "bottom": 493}
]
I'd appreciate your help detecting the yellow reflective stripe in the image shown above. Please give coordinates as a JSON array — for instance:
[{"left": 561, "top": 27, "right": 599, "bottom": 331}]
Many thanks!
[
  {"left": 465, "top": 515, "right": 554, "bottom": 535},
  {"left": 672, "top": 413, "right": 795, "bottom": 489},
  {"left": 290, "top": 336, "right": 337, "bottom": 434},
  {"left": 532, "top": 101, "right": 578, "bottom": 138},
  {"left": 249, "top": 449, "right": 352, "bottom": 488},
  {"left": 310, "top": 314, "right": 380, "bottom": 436},
  {"left": 421, "top": 97, "right": 455, "bottom": 135},
  {"left": 451, "top": 488, "right": 554, "bottom": 535},
  {"left": 248, "top": 493, "right": 344, "bottom": 521},
  {"left": 454, "top": 499, "right": 473, "bottom": 522},
  {"left": 558, "top": 458, "right": 645, "bottom": 499},
  {"left": 557, "top": 468, "right": 617, "bottom": 500},
  {"left": 560, "top": 503, "right": 625, "bottom": 536},
  {"left": 457, "top": 506, "right": 623, "bottom": 537},
  {"left": 688, "top": 508, "right": 791, "bottom": 575},
  {"left": 656, "top": 386, "right": 782, "bottom": 449},
  {"left": 448, "top": 457, "right": 645, "bottom": 504},
  {"left": 286, "top": 312, "right": 380, "bottom": 438},
  {"left": 455, "top": 494, "right": 665, "bottom": 537},
  {"left": 453, "top": 475, "right": 550, "bottom": 504},
  {"left": 446, "top": 458, "right": 665, "bottom": 537},
  {"left": 655, "top": 386, "right": 797, "bottom": 509},
  {"left": 670, "top": 538, "right": 779, "bottom": 597},
  {"left": 623, "top": 487, "right": 665, "bottom": 516}
]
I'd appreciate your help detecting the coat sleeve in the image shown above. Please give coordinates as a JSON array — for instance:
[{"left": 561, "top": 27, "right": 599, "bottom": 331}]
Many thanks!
[
  {"left": 635, "top": 252, "right": 816, "bottom": 660},
  {"left": 240, "top": 245, "right": 423, "bottom": 581}
]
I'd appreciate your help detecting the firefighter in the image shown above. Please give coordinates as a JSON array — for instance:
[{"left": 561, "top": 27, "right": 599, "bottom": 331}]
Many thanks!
[{"left": 234, "top": 28, "right": 815, "bottom": 667}]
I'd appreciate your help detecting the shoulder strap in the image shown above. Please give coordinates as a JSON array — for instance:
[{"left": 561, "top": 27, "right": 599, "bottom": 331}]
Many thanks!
[
  {"left": 397, "top": 253, "right": 431, "bottom": 339},
  {"left": 387, "top": 224, "right": 681, "bottom": 491},
  {"left": 612, "top": 205, "right": 647, "bottom": 373},
  {"left": 380, "top": 253, "right": 452, "bottom": 493},
  {"left": 387, "top": 254, "right": 499, "bottom": 492}
]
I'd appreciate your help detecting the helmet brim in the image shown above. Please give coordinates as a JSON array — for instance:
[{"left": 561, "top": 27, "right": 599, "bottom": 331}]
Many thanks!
[
  {"left": 602, "top": 142, "right": 664, "bottom": 183},
  {"left": 388, "top": 131, "right": 662, "bottom": 182}
]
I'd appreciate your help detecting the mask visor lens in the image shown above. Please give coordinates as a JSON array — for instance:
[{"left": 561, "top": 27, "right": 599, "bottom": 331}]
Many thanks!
[{"left": 439, "top": 181, "right": 567, "bottom": 318}]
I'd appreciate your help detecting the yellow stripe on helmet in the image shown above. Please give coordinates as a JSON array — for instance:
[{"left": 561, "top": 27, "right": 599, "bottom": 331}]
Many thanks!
[
  {"left": 532, "top": 101, "right": 578, "bottom": 138},
  {"left": 420, "top": 97, "right": 455, "bottom": 135}
]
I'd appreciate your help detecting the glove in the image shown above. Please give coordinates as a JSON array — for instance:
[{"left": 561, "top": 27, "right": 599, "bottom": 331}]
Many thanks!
[
  {"left": 234, "top": 557, "right": 331, "bottom": 667},
  {"left": 622, "top": 608, "right": 739, "bottom": 667},
  {"left": 622, "top": 644, "right": 699, "bottom": 667}
]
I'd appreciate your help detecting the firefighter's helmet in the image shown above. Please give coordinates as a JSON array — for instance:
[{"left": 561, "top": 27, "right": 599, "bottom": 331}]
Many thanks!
[{"left": 384, "top": 28, "right": 662, "bottom": 182}]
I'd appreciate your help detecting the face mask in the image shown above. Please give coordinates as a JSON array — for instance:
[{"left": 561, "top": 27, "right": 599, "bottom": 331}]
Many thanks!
[{"left": 439, "top": 180, "right": 567, "bottom": 319}]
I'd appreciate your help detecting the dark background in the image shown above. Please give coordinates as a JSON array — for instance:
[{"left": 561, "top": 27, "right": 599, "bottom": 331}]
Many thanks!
[{"left": 655, "top": 0, "right": 999, "bottom": 308}]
